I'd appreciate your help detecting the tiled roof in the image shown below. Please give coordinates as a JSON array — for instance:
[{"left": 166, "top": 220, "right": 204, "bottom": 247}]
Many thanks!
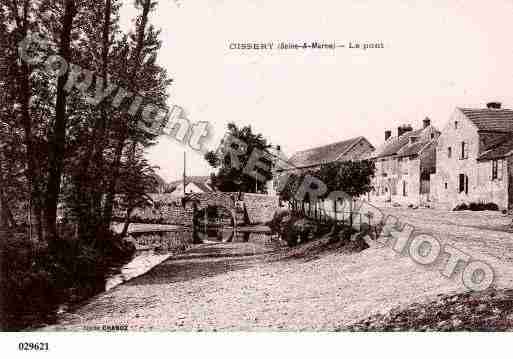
[
  {"left": 478, "top": 137, "right": 513, "bottom": 161},
  {"left": 170, "top": 176, "right": 214, "bottom": 192},
  {"left": 396, "top": 140, "right": 432, "bottom": 158},
  {"left": 479, "top": 132, "right": 511, "bottom": 152},
  {"left": 287, "top": 136, "right": 370, "bottom": 169},
  {"left": 372, "top": 128, "right": 423, "bottom": 158},
  {"left": 460, "top": 108, "right": 513, "bottom": 132}
]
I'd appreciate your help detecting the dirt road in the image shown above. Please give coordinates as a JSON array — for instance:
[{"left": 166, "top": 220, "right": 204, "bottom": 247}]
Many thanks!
[{"left": 43, "top": 209, "right": 513, "bottom": 331}]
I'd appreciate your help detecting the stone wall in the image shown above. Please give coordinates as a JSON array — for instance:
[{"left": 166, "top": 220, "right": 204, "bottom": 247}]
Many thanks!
[
  {"left": 242, "top": 193, "right": 279, "bottom": 224},
  {"left": 186, "top": 192, "right": 239, "bottom": 211},
  {"left": 127, "top": 228, "right": 194, "bottom": 251},
  {"left": 159, "top": 202, "right": 194, "bottom": 225},
  {"left": 187, "top": 192, "right": 279, "bottom": 225},
  {"left": 118, "top": 192, "right": 279, "bottom": 226},
  {"left": 113, "top": 195, "right": 194, "bottom": 225}
]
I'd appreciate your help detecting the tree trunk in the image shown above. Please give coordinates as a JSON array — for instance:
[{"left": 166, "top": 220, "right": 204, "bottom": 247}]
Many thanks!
[
  {"left": 101, "top": 0, "right": 152, "bottom": 235},
  {"left": 120, "top": 207, "right": 133, "bottom": 238},
  {"left": 44, "top": 0, "right": 76, "bottom": 243},
  {"left": 77, "top": 0, "right": 113, "bottom": 240},
  {"left": 0, "top": 191, "right": 16, "bottom": 229},
  {"left": 101, "top": 135, "right": 125, "bottom": 235},
  {"left": 12, "top": 0, "right": 43, "bottom": 239}
]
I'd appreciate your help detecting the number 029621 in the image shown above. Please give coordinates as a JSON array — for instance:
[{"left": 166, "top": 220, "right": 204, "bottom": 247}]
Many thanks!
[{"left": 18, "top": 342, "right": 49, "bottom": 351}]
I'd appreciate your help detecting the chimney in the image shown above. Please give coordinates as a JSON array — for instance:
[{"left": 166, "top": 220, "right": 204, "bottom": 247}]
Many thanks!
[
  {"left": 397, "top": 124, "right": 413, "bottom": 138},
  {"left": 487, "top": 102, "right": 502, "bottom": 110},
  {"left": 423, "top": 117, "right": 431, "bottom": 128},
  {"left": 385, "top": 130, "right": 392, "bottom": 141}
]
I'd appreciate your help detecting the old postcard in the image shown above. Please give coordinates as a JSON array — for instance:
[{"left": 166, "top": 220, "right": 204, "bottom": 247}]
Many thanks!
[{"left": 1, "top": 0, "right": 512, "bottom": 357}]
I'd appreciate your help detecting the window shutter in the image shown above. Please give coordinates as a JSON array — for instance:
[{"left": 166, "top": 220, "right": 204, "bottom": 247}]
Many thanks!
[{"left": 498, "top": 160, "right": 504, "bottom": 180}]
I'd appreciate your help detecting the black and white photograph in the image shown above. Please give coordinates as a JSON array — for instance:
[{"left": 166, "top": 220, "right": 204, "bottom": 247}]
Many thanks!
[{"left": 1, "top": 0, "right": 513, "bottom": 357}]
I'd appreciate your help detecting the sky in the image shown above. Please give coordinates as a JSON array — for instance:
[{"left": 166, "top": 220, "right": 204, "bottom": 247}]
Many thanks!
[{"left": 121, "top": 0, "right": 513, "bottom": 182}]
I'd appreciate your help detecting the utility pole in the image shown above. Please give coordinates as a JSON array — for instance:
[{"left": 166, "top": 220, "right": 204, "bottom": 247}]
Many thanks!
[{"left": 183, "top": 151, "right": 186, "bottom": 197}]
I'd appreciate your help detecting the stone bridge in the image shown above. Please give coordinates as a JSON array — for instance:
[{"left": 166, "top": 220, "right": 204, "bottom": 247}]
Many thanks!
[
  {"left": 184, "top": 192, "right": 279, "bottom": 225},
  {"left": 185, "top": 192, "right": 240, "bottom": 212},
  {"left": 120, "top": 192, "right": 279, "bottom": 246}
]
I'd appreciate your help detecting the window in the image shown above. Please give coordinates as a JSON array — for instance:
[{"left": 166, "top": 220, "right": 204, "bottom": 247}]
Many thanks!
[
  {"left": 448, "top": 147, "right": 452, "bottom": 158},
  {"left": 459, "top": 174, "right": 469, "bottom": 194},
  {"left": 492, "top": 159, "right": 504, "bottom": 180},
  {"left": 454, "top": 121, "right": 459, "bottom": 129},
  {"left": 444, "top": 182, "right": 448, "bottom": 189},
  {"left": 461, "top": 142, "right": 468, "bottom": 159},
  {"left": 403, "top": 181, "right": 408, "bottom": 196},
  {"left": 431, "top": 133, "right": 435, "bottom": 139}
]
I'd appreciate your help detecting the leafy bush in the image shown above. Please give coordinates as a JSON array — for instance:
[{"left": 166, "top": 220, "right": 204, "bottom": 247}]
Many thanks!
[
  {"left": 339, "top": 226, "right": 358, "bottom": 242},
  {"left": 484, "top": 202, "right": 499, "bottom": 211},
  {"left": 266, "top": 208, "right": 291, "bottom": 235},
  {"left": 0, "top": 229, "right": 135, "bottom": 330},
  {"left": 454, "top": 202, "right": 499, "bottom": 211},
  {"left": 453, "top": 203, "right": 469, "bottom": 211},
  {"left": 469, "top": 202, "right": 481, "bottom": 211}
]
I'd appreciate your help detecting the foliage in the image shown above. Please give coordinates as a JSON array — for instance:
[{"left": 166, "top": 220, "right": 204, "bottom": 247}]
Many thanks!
[
  {"left": 277, "top": 160, "right": 376, "bottom": 209},
  {"left": 0, "top": 229, "right": 135, "bottom": 330},
  {"left": 0, "top": 0, "right": 168, "bottom": 330},
  {"left": 277, "top": 173, "right": 301, "bottom": 202},
  {"left": 0, "top": 0, "right": 171, "bottom": 242},
  {"left": 204, "top": 123, "right": 273, "bottom": 193},
  {"left": 453, "top": 202, "right": 499, "bottom": 212},
  {"left": 316, "top": 160, "right": 376, "bottom": 198}
]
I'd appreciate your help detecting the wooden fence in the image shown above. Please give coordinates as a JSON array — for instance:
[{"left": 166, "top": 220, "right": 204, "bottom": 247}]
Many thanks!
[{"left": 289, "top": 200, "right": 373, "bottom": 231}]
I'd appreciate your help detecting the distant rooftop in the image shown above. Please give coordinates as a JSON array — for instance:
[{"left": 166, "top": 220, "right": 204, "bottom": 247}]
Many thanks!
[
  {"left": 372, "top": 125, "right": 438, "bottom": 159},
  {"left": 287, "top": 136, "right": 373, "bottom": 169},
  {"left": 169, "top": 176, "right": 214, "bottom": 192}
]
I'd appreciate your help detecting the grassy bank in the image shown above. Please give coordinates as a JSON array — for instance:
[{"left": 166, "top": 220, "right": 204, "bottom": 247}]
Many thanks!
[
  {"left": 0, "top": 228, "right": 135, "bottom": 331},
  {"left": 344, "top": 288, "right": 513, "bottom": 331}
]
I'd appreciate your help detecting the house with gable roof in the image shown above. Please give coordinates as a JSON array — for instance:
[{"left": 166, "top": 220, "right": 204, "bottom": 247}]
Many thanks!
[
  {"left": 282, "top": 136, "right": 375, "bottom": 173},
  {"left": 270, "top": 136, "right": 375, "bottom": 195},
  {"left": 169, "top": 176, "right": 216, "bottom": 197},
  {"left": 369, "top": 117, "right": 440, "bottom": 205},
  {"left": 431, "top": 102, "right": 513, "bottom": 210}
]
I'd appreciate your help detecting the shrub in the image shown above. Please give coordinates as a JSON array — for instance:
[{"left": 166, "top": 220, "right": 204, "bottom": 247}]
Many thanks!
[
  {"left": 468, "top": 202, "right": 480, "bottom": 211},
  {"left": 266, "top": 208, "right": 291, "bottom": 235},
  {"left": 453, "top": 202, "right": 499, "bottom": 211},
  {"left": 453, "top": 203, "right": 469, "bottom": 211},
  {"left": 339, "top": 226, "right": 358, "bottom": 242},
  {"left": 484, "top": 202, "right": 499, "bottom": 211},
  {"left": 0, "top": 229, "right": 135, "bottom": 330}
]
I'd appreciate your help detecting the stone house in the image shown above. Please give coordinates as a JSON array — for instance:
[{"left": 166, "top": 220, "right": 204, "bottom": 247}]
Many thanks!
[
  {"left": 271, "top": 136, "right": 374, "bottom": 212},
  {"left": 431, "top": 103, "right": 513, "bottom": 210},
  {"left": 370, "top": 118, "right": 440, "bottom": 206},
  {"left": 169, "top": 176, "right": 216, "bottom": 197},
  {"left": 280, "top": 136, "right": 375, "bottom": 174},
  {"left": 270, "top": 136, "right": 375, "bottom": 193}
]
